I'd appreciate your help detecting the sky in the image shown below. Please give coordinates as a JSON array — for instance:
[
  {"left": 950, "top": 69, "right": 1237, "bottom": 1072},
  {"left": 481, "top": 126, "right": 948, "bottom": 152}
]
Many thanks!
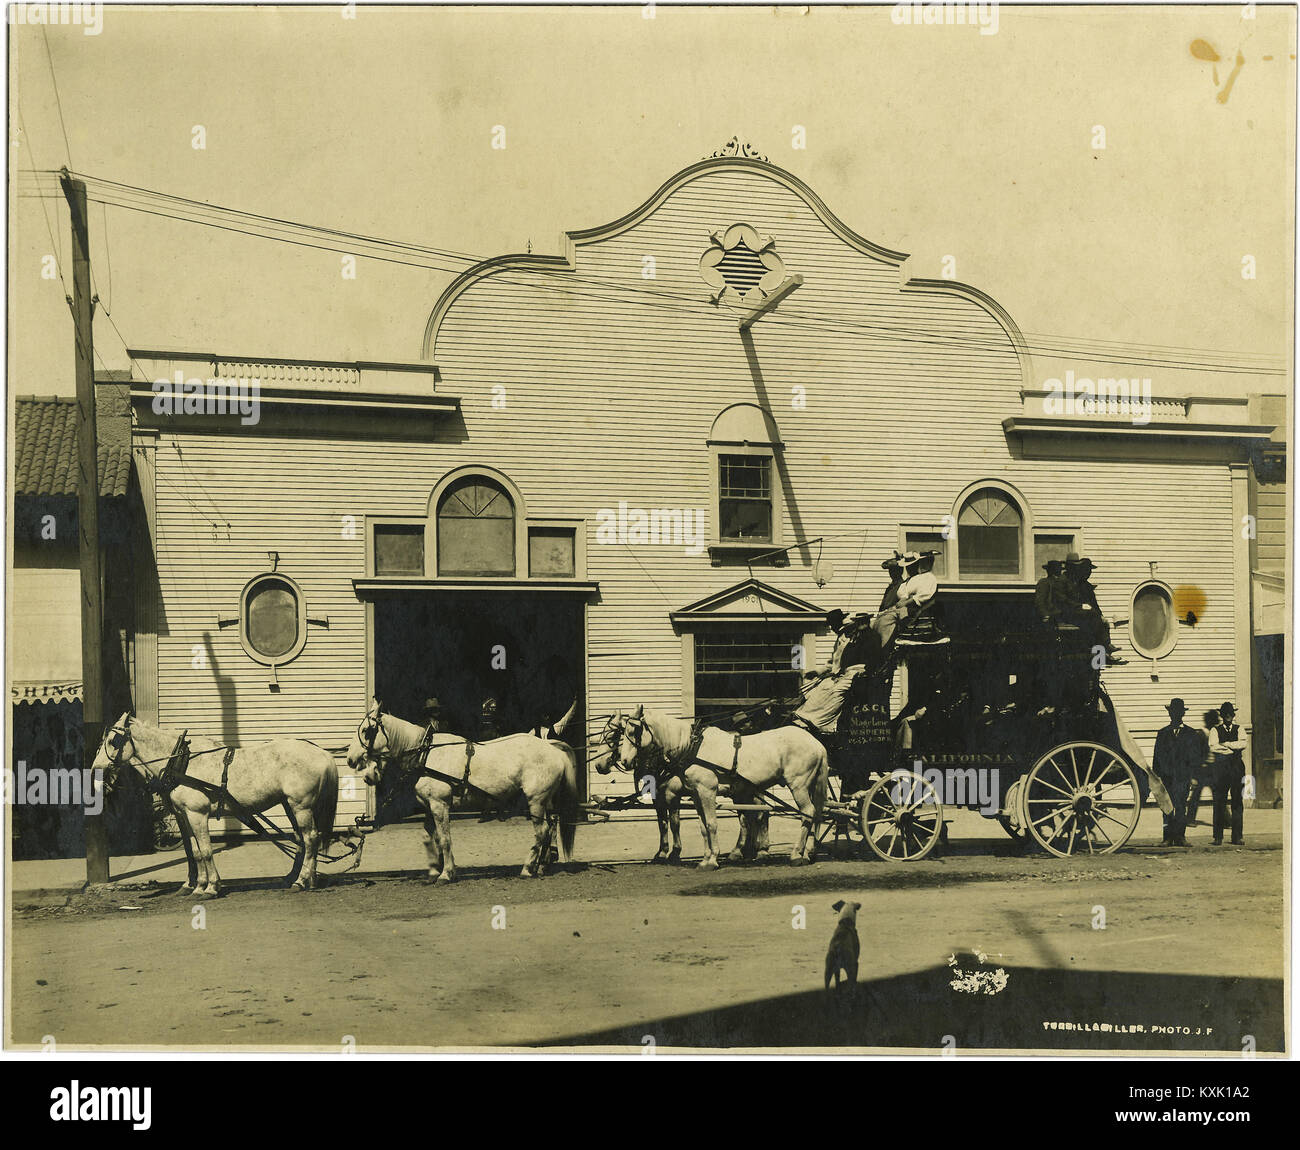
[{"left": 5, "top": 2, "right": 1296, "bottom": 400}]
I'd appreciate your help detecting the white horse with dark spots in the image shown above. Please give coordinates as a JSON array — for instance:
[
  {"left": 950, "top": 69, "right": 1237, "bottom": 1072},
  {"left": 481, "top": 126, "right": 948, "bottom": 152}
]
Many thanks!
[
  {"left": 600, "top": 706, "right": 828, "bottom": 869},
  {"left": 93, "top": 713, "right": 341, "bottom": 897},
  {"left": 346, "top": 701, "right": 580, "bottom": 882}
]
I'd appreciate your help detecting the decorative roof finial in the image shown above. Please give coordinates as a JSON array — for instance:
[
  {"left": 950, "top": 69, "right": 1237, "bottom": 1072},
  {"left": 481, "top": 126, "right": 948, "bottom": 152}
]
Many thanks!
[{"left": 707, "top": 136, "right": 768, "bottom": 162}]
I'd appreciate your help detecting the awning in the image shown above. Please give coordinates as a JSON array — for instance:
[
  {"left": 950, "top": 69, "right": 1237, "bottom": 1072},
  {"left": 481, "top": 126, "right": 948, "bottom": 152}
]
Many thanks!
[{"left": 10, "top": 681, "right": 82, "bottom": 705}]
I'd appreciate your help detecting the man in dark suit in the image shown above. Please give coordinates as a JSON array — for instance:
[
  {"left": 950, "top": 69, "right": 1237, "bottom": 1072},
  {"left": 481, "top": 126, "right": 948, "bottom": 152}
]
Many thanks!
[
  {"left": 1063, "top": 553, "right": 1127, "bottom": 665},
  {"left": 1151, "top": 698, "right": 1205, "bottom": 847},
  {"left": 1035, "top": 559, "right": 1071, "bottom": 624},
  {"left": 1209, "top": 701, "right": 1248, "bottom": 845}
]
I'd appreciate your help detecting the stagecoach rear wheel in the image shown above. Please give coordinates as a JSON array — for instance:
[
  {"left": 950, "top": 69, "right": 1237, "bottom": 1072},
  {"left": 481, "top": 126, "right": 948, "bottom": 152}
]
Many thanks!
[
  {"left": 1023, "top": 741, "right": 1141, "bottom": 858},
  {"left": 859, "top": 772, "right": 944, "bottom": 862}
]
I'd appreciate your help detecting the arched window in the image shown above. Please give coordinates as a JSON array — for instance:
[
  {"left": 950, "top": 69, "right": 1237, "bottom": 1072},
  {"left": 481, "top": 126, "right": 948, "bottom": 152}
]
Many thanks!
[
  {"left": 1130, "top": 581, "right": 1178, "bottom": 660},
  {"left": 437, "top": 476, "right": 515, "bottom": 576},
  {"left": 957, "top": 487, "right": 1024, "bottom": 578},
  {"left": 240, "top": 573, "right": 307, "bottom": 665},
  {"left": 707, "top": 403, "right": 783, "bottom": 551}
]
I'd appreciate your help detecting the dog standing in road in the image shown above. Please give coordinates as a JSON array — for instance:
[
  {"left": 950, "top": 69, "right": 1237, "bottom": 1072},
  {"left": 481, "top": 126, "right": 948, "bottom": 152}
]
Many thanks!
[{"left": 825, "top": 899, "right": 863, "bottom": 995}]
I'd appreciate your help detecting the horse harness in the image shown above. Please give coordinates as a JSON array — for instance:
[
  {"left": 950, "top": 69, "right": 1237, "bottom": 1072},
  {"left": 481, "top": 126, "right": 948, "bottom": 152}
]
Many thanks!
[
  {"left": 377, "top": 720, "right": 495, "bottom": 808},
  {"left": 635, "top": 717, "right": 745, "bottom": 785},
  {"left": 144, "top": 733, "right": 301, "bottom": 862},
  {"left": 127, "top": 730, "right": 361, "bottom": 866}
]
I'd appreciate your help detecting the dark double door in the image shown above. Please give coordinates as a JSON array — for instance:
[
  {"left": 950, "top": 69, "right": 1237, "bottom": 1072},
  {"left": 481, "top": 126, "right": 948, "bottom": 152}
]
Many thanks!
[{"left": 373, "top": 592, "right": 585, "bottom": 754}]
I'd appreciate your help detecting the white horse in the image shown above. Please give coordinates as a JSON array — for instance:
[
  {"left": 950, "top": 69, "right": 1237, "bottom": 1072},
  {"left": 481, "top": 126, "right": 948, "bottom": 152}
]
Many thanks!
[
  {"left": 346, "top": 701, "right": 580, "bottom": 882},
  {"left": 93, "top": 712, "right": 341, "bottom": 897},
  {"left": 606, "top": 706, "right": 828, "bottom": 869},
  {"left": 591, "top": 716, "right": 774, "bottom": 865}
]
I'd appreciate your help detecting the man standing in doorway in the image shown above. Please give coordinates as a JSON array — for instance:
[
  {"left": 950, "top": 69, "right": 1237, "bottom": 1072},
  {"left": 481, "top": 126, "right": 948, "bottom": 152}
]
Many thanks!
[
  {"left": 1209, "top": 701, "right": 1248, "bottom": 845},
  {"left": 1151, "top": 698, "right": 1204, "bottom": 847},
  {"left": 421, "top": 697, "right": 444, "bottom": 734}
]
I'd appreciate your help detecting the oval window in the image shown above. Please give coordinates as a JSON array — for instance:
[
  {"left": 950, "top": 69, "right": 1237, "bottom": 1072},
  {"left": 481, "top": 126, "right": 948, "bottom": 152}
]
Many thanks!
[
  {"left": 1130, "top": 581, "right": 1176, "bottom": 659},
  {"left": 240, "top": 574, "right": 307, "bottom": 665}
]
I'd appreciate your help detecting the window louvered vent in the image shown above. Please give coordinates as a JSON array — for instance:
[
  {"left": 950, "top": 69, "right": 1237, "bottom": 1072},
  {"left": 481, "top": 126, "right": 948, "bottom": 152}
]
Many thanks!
[{"left": 716, "top": 242, "right": 767, "bottom": 295}]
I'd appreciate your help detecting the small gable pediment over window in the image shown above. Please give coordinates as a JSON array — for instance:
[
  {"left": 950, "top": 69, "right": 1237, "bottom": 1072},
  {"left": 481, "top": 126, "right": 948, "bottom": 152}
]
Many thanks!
[{"left": 670, "top": 578, "right": 825, "bottom": 625}]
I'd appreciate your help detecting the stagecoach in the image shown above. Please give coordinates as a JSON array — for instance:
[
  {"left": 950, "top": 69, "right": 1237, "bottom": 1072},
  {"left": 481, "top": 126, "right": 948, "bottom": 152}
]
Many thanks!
[{"left": 820, "top": 589, "right": 1163, "bottom": 861}]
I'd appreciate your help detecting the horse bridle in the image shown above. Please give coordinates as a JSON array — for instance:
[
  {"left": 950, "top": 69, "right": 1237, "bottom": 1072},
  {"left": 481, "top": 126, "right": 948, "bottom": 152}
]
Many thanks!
[
  {"left": 101, "top": 716, "right": 133, "bottom": 770},
  {"left": 616, "top": 713, "right": 650, "bottom": 770},
  {"left": 590, "top": 715, "right": 632, "bottom": 774},
  {"left": 356, "top": 706, "right": 388, "bottom": 773}
]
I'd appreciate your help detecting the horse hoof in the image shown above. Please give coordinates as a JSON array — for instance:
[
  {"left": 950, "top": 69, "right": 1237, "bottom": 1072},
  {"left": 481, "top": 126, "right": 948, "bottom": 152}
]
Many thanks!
[
  {"left": 726, "top": 850, "right": 745, "bottom": 862},
  {"left": 651, "top": 853, "right": 668, "bottom": 864},
  {"left": 436, "top": 872, "right": 454, "bottom": 885},
  {"left": 289, "top": 881, "right": 308, "bottom": 893},
  {"left": 176, "top": 886, "right": 193, "bottom": 897},
  {"left": 789, "top": 856, "right": 812, "bottom": 867},
  {"left": 668, "top": 850, "right": 682, "bottom": 865},
  {"left": 698, "top": 859, "right": 720, "bottom": 871}
]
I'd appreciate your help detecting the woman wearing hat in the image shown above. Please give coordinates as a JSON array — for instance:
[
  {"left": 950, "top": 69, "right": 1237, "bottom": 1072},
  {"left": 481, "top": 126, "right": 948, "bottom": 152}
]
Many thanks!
[
  {"left": 1208, "top": 702, "right": 1248, "bottom": 845},
  {"left": 870, "top": 551, "right": 938, "bottom": 647}
]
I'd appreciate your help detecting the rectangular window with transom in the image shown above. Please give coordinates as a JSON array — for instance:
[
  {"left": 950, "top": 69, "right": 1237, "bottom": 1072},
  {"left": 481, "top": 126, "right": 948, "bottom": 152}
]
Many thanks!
[
  {"left": 693, "top": 629, "right": 801, "bottom": 723},
  {"left": 718, "top": 454, "right": 773, "bottom": 542}
]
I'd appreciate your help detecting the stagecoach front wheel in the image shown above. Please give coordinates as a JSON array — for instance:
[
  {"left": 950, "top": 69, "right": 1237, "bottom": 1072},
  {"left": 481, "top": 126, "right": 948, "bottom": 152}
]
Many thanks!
[
  {"left": 859, "top": 772, "right": 944, "bottom": 862},
  {"left": 1023, "top": 742, "right": 1141, "bottom": 858}
]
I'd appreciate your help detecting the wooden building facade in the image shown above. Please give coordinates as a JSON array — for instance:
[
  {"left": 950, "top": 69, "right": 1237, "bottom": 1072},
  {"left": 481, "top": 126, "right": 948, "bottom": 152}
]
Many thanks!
[{"left": 126, "top": 147, "right": 1281, "bottom": 822}]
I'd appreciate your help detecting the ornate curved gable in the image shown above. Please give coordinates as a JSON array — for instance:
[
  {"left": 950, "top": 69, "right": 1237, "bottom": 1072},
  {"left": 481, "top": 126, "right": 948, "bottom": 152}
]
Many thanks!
[{"left": 422, "top": 146, "right": 1030, "bottom": 388}]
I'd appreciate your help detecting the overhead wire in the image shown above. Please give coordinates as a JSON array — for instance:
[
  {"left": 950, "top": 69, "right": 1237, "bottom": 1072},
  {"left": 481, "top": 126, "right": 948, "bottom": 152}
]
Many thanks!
[{"left": 16, "top": 168, "right": 1286, "bottom": 376}]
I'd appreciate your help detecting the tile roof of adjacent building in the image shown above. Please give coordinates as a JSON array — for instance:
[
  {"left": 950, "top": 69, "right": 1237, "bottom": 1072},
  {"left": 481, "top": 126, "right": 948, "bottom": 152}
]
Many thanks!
[{"left": 13, "top": 395, "right": 131, "bottom": 498}]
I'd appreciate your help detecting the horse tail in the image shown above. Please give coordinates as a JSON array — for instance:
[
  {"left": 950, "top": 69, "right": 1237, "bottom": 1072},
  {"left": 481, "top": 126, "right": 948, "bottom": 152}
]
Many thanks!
[
  {"left": 552, "top": 697, "right": 578, "bottom": 739},
  {"left": 313, "top": 755, "right": 339, "bottom": 852},
  {"left": 556, "top": 746, "right": 580, "bottom": 861}
]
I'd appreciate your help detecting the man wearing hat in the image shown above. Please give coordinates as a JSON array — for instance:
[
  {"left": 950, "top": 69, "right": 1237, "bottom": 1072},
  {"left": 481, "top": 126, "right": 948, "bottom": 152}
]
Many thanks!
[
  {"left": 1034, "top": 559, "right": 1071, "bottom": 625},
  {"left": 420, "top": 697, "right": 444, "bottom": 734},
  {"left": 879, "top": 552, "right": 906, "bottom": 613},
  {"left": 1063, "top": 553, "right": 1126, "bottom": 665},
  {"left": 1208, "top": 701, "right": 1249, "bottom": 845},
  {"left": 1151, "top": 698, "right": 1205, "bottom": 846},
  {"left": 825, "top": 608, "right": 852, "bottom": 675}
]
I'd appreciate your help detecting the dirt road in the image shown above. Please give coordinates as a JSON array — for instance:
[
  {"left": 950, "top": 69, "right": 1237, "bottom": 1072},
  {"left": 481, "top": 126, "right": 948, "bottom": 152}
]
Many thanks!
[{"left": 9, "top": 835, "right": 1285, "bottom": 1053}]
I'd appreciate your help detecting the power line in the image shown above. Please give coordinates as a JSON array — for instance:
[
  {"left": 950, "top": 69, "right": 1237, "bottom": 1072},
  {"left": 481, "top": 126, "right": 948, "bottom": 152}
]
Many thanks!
[
  {"left": 38, "top": 25, "right": 73, "bottom": 168},
  {"left": 17, "top": 167, "right": 1288, "bottom": 376},
  {"left": 47, "top": 170, "right": 1281, "bottom": 364}
]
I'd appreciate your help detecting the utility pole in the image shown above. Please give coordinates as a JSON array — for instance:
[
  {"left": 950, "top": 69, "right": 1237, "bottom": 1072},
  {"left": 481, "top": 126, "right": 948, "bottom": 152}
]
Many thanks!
[{"left": 61, "top": 169, "right": 109, "bottom": 884}]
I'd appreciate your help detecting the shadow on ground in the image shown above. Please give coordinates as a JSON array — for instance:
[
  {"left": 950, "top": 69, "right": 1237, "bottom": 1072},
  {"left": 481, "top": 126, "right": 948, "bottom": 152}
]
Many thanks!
[{"left": 541, "top": 965, "right": 1285, "bottom": 1053}]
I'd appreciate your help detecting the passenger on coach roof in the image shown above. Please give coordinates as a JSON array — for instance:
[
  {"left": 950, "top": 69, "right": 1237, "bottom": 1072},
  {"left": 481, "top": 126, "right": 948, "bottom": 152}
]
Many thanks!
[
  {"left": 1061, "top": 553, "right": 1127, "bottom": 665},
  {"left": 1034, "top": 559, "right": 1072, "bottom": 625},
  {"left": 872, "top": 550, "right": 943, "bottom": 648}
]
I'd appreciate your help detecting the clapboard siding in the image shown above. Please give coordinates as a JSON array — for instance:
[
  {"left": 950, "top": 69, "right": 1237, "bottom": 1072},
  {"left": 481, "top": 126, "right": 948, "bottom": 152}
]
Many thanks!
[
  {"left": 1255, "top": 483, "right": 1286, "bottom": 570},
  {"left": 147, "top": 161, "right": 1246, "bottom": 813}
]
